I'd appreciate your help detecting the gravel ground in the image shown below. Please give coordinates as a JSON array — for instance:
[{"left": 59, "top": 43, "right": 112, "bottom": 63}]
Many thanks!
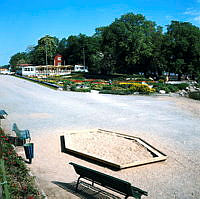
[{"left": 0, "top": 75, "right": 200, "bottom": 199}]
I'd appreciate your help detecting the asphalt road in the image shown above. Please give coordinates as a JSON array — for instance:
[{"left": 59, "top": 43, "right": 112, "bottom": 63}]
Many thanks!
[{"left": 0, "top": 75, "right": 200, "bottom": 199}]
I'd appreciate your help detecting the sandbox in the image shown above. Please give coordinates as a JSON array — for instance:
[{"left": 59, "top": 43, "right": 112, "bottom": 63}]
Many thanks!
[{"left": 61, "top": 129, "right": 167, "bottom": 169}]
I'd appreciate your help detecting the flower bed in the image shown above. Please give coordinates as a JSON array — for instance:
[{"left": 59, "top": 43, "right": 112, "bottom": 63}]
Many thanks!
[{"left": 0, "top": 129, "right": 43, "bottom": 199}]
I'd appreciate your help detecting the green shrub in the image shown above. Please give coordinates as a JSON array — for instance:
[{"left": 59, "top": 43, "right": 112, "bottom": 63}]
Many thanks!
[
  {"left": 99, "top": 89, "right": 132, "bottom": 95},
  {"left": 70, "top": 85, "right": 77, "bottom": 91},
  {"left": 188, "top": 91, "right": 200, "bottom": 100},
  {"left": 158, "top": 79, "right": 165, "bottom": 83},
  {"left": 152, "top": 83, "right": 179, "bottom": 93},
  {"left": 73, "top": 88, "right": 91, "bottom": 92},
  {"left": 176, "top": 83, "right": 189, "bottom": 90},
  {"left": 102, "top": 85, "right": 112, "bottom": 90},
  {"left": 91, "top": 84, "right": 103, "bottom": 90}
]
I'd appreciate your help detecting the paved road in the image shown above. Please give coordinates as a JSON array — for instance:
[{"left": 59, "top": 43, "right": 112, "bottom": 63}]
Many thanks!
[{"left": 0, "top": 75, "right": 200, "bottom": 199}]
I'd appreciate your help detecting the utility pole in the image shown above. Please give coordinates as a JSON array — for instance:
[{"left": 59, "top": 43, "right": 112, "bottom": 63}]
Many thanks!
[
  {"left": 83, "top": 47, "right": 85, "bottom": 66},
  {"left": 45, "top": 43, "right": 48, "bottom": 77}
]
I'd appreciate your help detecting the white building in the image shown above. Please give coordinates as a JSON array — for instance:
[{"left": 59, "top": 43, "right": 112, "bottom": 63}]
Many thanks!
[
  {"left": 74, "top": 65, "right": 88, "bottom": 72},
  {"left": 22, "top": 66, "right": 36, "bottom": 76}
]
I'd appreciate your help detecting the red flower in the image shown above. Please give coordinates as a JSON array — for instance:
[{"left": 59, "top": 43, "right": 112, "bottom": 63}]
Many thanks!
[{"left": 27, "top": 196, "right": 35, "bottom": 199}]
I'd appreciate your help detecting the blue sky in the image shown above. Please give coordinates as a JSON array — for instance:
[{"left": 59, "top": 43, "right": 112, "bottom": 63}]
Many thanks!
[{"left": 0, "top": 0, "right": 200, "bottom": 66}]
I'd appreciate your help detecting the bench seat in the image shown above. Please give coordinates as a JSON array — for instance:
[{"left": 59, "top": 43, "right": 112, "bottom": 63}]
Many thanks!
[{"left": 69, "top": 162, "right": 148, "bottom": 199}]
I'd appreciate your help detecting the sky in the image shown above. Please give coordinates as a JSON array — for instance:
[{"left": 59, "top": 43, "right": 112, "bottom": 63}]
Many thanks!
[{"left": 0, "top": 0, "right": 200, "bottom": 66}]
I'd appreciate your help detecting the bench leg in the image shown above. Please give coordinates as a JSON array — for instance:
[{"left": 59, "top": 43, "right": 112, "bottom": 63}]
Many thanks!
[
  {"left": 75, "top": 176, "right": 81, "bottom": 192},
  {"left": 92, "top": 180, "right": 94, "bottom": 186}
]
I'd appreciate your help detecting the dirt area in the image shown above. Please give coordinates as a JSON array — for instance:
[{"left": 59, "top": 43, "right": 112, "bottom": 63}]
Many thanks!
[{"left": 159, "top": 95, "right": 200, "bottom": 117}]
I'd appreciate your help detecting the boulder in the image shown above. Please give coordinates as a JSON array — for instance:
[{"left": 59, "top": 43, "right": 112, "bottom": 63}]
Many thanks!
[{"left": 159, "top": 90, "right": 166, "bottom": 94}]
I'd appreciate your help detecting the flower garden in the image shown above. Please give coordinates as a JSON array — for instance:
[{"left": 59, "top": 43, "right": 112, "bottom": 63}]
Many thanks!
[
  {"left": 0, "top": 128, "right": 43, "bottom": 199},
  {"left": 29, "top": 73, "right": 198, "bottom": 95},
  {"left": 15, "top": 72, "right": 200, "bottom": 100}
]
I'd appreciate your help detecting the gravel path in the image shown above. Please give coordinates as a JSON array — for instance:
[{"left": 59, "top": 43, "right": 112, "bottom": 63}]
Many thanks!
[{"left": 0, "top": 75, "right": 200, "bottom": 199}]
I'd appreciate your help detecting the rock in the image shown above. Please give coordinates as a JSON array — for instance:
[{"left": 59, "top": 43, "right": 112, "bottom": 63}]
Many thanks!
[
  {"left": 91, "top": 90, "right": 99, "bottom": 94},
  {"left": 159, "top": 90, "right": 166, "bottom": 94},
  {"left": 189, "top": 88, "right": 196, "bottom": 92},
  {"left": 133, "top": 92, "right": 140, "bottom": 95},
  {"left": 179, "top": 90, "right": 188, "bottom": 96}
]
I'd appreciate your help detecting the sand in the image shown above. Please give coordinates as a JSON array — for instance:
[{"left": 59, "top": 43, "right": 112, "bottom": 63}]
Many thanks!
[{"left": 66, "top": 130, "right": 154, "bottom": 165}]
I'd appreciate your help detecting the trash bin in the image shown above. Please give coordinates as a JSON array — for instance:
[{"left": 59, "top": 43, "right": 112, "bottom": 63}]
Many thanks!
[{"left": 23, "top": 143, "right": 34, "bottom": 164}]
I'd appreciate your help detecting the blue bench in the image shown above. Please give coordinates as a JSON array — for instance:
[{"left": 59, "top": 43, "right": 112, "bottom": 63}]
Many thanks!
[
  {"left": 69, "top": 162, "right": 148, "bottom": 199},
  {"left": 12, "top": 123, "right": 31, "bottom": 143}
]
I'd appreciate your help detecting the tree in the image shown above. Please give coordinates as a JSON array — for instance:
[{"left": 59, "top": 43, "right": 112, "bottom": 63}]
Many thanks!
[
  {"left": 60, "top": 34, "right": 101, "bottom": 73},
  {"left": 96, "top": 13, "right": 159, "bottom": 75},
  {"left": 9, "top": 52, "right": 30, "bottom": 66},
  {"left": 165, "top": 21, "right": 200, "bottom": 79},
  {"left": 31, "top": 35, "right": 59, "bottom": 65}
]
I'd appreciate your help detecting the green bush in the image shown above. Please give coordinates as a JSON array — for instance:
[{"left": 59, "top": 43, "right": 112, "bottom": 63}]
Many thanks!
[
  {"left": 102, "top": 85, "right": 112, "bottom": 90},
  {"left": 152, "top": 83, "right": 179, "bottom": 93},
  {"left": 188, "top": 91, "right": 200, "bottom": 100},
  {"left": 73, "top": 88, "right": 91, "bottom": 92},
  {"left": 91, "top": 84, "right": 103, "bottom": 90},
  {"left": 99, "top": 89, "right": 132, "bottom": 95},
  {"left": 176, "top": 83, "right": 189, "bottom": 90}
]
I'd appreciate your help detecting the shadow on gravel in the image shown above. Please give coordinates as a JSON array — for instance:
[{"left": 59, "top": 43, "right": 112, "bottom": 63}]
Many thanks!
[{"left": 52, "top": 180, "right": 120, "bottom": 199}]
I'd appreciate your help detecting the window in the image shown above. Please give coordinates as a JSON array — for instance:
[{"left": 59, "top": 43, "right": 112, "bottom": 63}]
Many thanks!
[
  {"left": 57, "top": 57, "right": 61, "bottom": 61},
  {"left": 58, "top": 62, "right": 61, "bottom": 66}
]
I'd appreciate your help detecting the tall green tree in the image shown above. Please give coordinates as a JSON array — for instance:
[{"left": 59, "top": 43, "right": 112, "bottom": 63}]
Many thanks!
[
  {"left": 9, "top": 52, "right": 30, "bottom": 66},
  {"left": 31, "top": 35, "right": 59, "bottom": 65},
  {"left": 60, "top": 34, "right": 101, "bottom": 73},
  {"left": 97, "top": 13, "right": 159, "bottom": 75},
  {"left": 165, "top": 21, "right": 200, "bottom": 79}
]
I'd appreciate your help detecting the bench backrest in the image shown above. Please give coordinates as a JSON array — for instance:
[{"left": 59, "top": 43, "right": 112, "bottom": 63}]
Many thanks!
[
  {"left": 70, "top": 162, "right": 136, "bottom": 196},
  {"left": 12, "top": 123, "right": 19, "bottom": 132},
  {"left": 12, "top": 123, "right": 30, "bottom": 139}
]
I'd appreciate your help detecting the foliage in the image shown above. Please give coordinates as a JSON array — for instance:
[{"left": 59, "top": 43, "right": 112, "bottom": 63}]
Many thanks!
[
  {"left": 99, "top": 89, "right": 132, "bottom": 95},
  {"left": 0, "top": 129, "right": 43, "bottom": 198},
  {"left": 188, "top": 91, "right": 200, "bottom": 101},
  {"left": 175, "top": 83, "right": 189, "bottom": 90},
  {"left": 129, "top": 83, "right": 156, "bottom": 94},
  {"left": 9, "top": 52, "right": 30, "bottom": 68},
  {"left": 9, "top": 13, "right": 200, "bottom": 79},
  {"left": 152, "top": 83, "right": 180, "bottom": 93},
  {"left": 31, "top": 35, "right": 59, "bottom": 65},
  {"left": 164, "top": 21, "right": 200, "bottom": 79}
]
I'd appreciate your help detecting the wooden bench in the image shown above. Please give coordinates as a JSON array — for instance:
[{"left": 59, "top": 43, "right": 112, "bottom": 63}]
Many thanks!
[
  {"left": 69, "top": 162, "right": 148, "bottom": 199},
  {"left": 12, "top": 123, "right": 31, "bottom": 143}
]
